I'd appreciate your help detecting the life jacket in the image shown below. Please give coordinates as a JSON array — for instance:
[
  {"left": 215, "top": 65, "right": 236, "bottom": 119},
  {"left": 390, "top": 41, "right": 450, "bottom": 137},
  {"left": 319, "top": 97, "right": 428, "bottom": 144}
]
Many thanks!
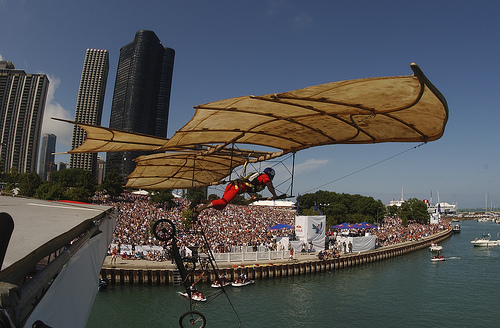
[{"left": 235, "top": 172, "right": 266, "bottom": 194}]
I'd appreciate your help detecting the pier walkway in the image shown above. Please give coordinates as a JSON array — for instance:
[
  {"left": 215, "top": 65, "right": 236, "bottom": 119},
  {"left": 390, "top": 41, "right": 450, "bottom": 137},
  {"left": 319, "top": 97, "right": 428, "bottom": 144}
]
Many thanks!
[{"left": 100, "top": 228, "right": 452, "bottom": 285}]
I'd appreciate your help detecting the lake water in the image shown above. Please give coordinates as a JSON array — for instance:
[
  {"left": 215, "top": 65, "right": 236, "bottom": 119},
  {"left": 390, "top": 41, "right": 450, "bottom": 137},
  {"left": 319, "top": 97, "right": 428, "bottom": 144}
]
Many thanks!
[{"left": 87, "top": 220, "right": 500, "bottom": 327}]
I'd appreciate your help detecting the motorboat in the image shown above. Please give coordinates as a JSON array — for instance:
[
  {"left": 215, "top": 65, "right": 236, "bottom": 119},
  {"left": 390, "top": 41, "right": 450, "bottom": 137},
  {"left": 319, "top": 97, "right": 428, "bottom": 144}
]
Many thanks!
[
  {"left": 232, "top": 279, "right": 255, "bottom": 287},
  {"left": 211, "top": 279, "right": 231, "bottom": 288},
  {"left": 98, "top": 278, "right": 109, "bottom": 291},
  {"left": 452, "top": 224, "right": 461, "bottom": 233},
  {"left": 471, "top": 234, "right": 500, "bottom": 247},
  {"left": 429, "top": 243, "right": 443, "bottom": 252},
  {"left": 178, "top": 291, "right": 207, "bottom": 302},
  {"left": 431, "top": 255, "right": 446, "bottom": 262}
]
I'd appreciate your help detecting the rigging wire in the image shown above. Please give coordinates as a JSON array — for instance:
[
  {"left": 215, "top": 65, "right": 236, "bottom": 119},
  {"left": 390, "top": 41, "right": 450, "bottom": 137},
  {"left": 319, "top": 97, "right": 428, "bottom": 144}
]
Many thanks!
[
  {"left": 198, "top": 226, "right": 243, "bottom": 327},
  {"left": 302, "top": 142, "right": 427, "bottom": 194}
]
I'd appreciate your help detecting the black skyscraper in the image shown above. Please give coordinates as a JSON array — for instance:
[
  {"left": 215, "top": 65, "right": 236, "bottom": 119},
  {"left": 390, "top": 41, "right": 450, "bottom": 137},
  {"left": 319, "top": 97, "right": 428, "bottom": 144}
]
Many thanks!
[{"left": 107, "top": 30, "right": 175, "bottom": 180}]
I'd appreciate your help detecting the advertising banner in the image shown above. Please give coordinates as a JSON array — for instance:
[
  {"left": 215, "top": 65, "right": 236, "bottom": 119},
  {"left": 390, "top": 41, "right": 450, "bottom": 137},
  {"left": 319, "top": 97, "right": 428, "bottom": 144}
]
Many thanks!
[{"left": 294, "top": 216, "right": 326, "bottom": 251}]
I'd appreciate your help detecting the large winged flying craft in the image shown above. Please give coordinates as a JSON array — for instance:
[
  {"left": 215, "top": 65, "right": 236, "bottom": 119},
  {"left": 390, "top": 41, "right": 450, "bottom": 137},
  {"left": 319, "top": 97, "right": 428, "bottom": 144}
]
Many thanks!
[
  {"left": 56, "top": 63, "right": 448, "bottom": 190},
  {"left": 55, "top": 63, "right": 449, "bottom": 328}
]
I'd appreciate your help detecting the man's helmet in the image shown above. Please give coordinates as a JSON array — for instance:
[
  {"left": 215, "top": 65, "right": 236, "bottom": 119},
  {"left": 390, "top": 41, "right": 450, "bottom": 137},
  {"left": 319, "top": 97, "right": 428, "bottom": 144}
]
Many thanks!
[{"left": 263, "top": 167, "right": 275, "bottom": 180}]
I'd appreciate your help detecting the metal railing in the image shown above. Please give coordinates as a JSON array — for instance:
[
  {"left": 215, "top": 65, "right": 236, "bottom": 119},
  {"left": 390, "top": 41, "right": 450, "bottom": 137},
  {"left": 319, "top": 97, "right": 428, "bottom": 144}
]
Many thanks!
[{"left": 212, "top": 248, "right": 289, "bottom": 262}]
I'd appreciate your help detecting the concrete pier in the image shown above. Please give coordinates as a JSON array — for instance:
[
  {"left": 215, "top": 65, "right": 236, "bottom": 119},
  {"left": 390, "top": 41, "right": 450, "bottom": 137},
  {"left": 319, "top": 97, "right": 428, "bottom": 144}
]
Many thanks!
[{"left": 100, "top": 228, "right": 452, "bottom": 285}]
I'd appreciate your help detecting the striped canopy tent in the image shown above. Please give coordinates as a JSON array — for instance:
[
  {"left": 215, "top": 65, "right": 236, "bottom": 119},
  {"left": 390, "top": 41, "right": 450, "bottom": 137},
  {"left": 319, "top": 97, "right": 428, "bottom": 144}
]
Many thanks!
[
  {"left": 331, "top": 223, "right": 357, "bottom": 229},
  {"left": 58, "top": 63, "right": 448, "bottom": 190},
  {"left": 268, "top": 223, "right": 294, "bottom": 230},
  {"left": 352, "top": 222, "right": 378, "bottom": 229}
]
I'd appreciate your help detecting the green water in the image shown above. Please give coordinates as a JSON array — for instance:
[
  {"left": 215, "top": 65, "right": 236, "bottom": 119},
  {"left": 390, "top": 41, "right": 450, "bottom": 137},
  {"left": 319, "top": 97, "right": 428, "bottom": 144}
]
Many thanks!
[{"left": 87, "top": 220, "right": 500, "bottom": 327}]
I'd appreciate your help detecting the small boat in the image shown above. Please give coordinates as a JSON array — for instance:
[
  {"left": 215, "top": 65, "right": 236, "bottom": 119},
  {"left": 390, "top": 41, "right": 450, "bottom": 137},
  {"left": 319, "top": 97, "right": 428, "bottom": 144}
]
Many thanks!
[
  {"left": 211, "top": 280, "right": 231, "bottom": 288},
  {"left": 471, "top": 234, "right": 500, "bottom": 247},
  {"left": 429, "top": 243, "right": 443, "bottom": 252},
  {"left": 431, "top": 256, "right": 446, "bottom": 262},
  {"left": 178, "top": 291, "right": 207, "bottom": 302},
  {"left": 232, "top": 279, "right": 255, "bottom": 287},
  {"left": 452, "top": 224, "right": 461, "bottom": 233},
  {"left": 98, "top": 278, "right": 108, "bottom": 290}
]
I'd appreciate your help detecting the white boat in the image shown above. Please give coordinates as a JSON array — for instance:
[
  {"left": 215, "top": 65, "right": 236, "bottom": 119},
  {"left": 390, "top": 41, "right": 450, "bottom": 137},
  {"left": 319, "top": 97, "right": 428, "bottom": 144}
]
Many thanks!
[
  {"left": 429, "top": 243, "right": 443, "bottom": 252},
  {"left": 452, "top": 224, "right": 461, "bottom": 233},
  {"left": 471, "top": 234, "right": 500, "bottom": 247},
  {"left": 431, "top": 256, "right": 446, "bottom": 262},
  {"left": 232, "top": 279, "right": 255, "bottom": 287},
  {"left": 178, "top": 291, "right": 207, "bottom": 302},
  {"left": 211, "top": 280, "right": 231, "bottom": 288}
]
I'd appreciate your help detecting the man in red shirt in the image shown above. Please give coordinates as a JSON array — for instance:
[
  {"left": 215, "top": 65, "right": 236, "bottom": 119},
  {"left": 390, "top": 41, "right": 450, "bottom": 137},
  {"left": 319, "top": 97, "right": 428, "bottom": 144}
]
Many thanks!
[{"left": 193, "top": 167, "right": 278, "bottom": 216}]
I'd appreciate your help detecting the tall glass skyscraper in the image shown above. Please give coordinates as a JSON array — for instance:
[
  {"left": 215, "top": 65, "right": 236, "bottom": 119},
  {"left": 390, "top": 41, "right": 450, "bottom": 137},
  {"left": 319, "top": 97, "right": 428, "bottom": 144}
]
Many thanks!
[
  {"left": 70, "top": 49, "right": 109, "bottom": 179},
  {"left": 39, "top": 133, "right": 57, "bottom": 180},
  {"left": 107, "top": 30, "right": 175, "bottom": 180},
  {"left": 0, "top": 61, "right": 49, "bottom": 174}
]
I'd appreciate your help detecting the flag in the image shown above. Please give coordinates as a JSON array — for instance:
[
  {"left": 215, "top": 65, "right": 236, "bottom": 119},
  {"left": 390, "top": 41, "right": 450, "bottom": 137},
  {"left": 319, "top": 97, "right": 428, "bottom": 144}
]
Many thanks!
[{"left": 314, "top": 193, "right": 323, "bottom": 215}]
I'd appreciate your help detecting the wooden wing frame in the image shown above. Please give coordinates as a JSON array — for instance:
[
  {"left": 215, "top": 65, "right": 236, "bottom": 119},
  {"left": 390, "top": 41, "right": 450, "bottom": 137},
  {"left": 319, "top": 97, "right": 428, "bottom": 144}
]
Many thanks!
[{"left": 126, "top": 148, "right": 272, "bottom": 190}]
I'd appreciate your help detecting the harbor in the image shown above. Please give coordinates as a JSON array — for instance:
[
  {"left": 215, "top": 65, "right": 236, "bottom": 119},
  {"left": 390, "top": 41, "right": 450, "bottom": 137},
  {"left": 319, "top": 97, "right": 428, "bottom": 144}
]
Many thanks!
[{"left": 88, "top": 220, "right": 500, "bottom": 328}]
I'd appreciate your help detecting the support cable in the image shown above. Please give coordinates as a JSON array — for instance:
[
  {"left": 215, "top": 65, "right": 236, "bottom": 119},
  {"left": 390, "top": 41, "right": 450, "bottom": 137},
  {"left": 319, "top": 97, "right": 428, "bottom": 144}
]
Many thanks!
[{"left": 303, "top": 142, "right": 427, "bottom": 194}]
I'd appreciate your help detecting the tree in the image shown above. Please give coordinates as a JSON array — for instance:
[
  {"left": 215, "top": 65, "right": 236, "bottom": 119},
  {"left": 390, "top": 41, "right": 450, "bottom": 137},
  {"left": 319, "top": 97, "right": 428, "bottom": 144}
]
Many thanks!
[
  {"left": 3, "top": 167, "right": 18, "bottom": 193},
  {"left": 35, "top": 182, "right": 65, "bottom": 200},
  {"left": 208, "top": 193, "right": 219, "bottom": 202},
  {"left": 149, "top": 189, "right": 175, "bottom": 209},
  {"left": 301, "top": 207, "right": 320, "bottom": 217},
  {"left": 43, "top": 168, "right": 97, "bottom": 202},
  {"left": 231, "top": 195, "right": 247, "bottom": 205},
  {"left": 17, "top": 172, "right": 42, "bottom": 197},
  {"left": 297, "top": 190, "right": 386, "bottom": 225},
  {"left": 99, "top": 170, "right": 123, "bottom": 197},
  {"left": 399, "top": 198, "right": 429, "bottom": 225},
  {"left": 186, "top": 188, "right": 206, "bottom": 202},
  {"left": 386, "top": 205, "right": 399, "bottom": 217},
  {"left": 329, "top": 203, "right": 348, "bottom": 225}
]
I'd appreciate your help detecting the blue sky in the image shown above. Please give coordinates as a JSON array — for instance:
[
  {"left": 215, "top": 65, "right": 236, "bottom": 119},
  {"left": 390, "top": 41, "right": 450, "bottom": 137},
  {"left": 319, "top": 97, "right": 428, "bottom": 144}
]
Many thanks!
[{"left": 1, "top": 1, "right": 499, "bottom": 209}]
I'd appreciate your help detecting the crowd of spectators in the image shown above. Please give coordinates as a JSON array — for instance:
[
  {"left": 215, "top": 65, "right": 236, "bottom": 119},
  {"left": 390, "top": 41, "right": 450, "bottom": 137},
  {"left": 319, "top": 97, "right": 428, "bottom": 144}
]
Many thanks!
[
  {"left": 91, "top": 192, "right": 450, "bottom": 262},
  {"left": 92, "top": 192, "right": 296, "bottom": 261},
  {"left": 374, "top": 216, "right": 450, "bottom": 247}
]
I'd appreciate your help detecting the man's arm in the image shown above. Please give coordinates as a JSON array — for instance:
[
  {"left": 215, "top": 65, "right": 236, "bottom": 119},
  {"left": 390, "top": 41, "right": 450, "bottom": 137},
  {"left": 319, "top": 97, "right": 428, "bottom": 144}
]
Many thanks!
[{"left": 265, "top": 181, "right": 279, "bottom": 199}]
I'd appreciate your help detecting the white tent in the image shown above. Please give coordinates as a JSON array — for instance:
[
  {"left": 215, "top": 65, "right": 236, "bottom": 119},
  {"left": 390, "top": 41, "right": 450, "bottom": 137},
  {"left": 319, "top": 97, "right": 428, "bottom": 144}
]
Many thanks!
[
  {"left": 291, "top": 216, "right": 326, "bottom": 252},
  {"left": 250, "top": 200, "right": 295, "bottom": 207},
  {"left": 132, "top": 189, "right": 149, "bottom": 195}
]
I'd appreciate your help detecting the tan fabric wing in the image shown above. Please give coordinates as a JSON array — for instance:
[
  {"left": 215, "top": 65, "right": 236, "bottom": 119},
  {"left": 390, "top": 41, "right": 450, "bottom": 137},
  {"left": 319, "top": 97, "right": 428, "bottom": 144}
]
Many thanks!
[
  {"left": 125, "top": 149, "right": 269, "bottom": 190},
  {"left": 161, "top": 64, "right": 447, "bottom": 152},
  {"left": 52, "top": 118, "right": 169, "bottom": 153}
]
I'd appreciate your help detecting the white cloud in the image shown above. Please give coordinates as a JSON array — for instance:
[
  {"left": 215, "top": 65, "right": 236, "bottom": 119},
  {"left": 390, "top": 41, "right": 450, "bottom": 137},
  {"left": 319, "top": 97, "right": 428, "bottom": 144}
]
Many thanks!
[
  {"left": 295, "top": 158, "right": 329, "bottom": 174},
  {"left": 41, "top": 75, "right": 73, "bottom": 148}
]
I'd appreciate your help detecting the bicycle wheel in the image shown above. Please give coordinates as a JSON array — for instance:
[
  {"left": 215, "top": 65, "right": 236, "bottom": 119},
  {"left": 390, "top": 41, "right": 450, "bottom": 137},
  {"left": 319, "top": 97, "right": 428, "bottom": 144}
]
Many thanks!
[
  {"left": 152, "top": 219, "right": 175, "bottom": 242},
  {"left": 179, "top": 310, "right": 206, "bottom": 328},
  {"left": 182, "top": 256, "right": 197, "bottom": 273}
]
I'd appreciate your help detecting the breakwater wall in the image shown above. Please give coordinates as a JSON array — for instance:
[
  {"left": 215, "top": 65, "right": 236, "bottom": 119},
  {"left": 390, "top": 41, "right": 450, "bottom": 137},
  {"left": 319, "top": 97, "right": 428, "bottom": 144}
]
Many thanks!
[{"left": 100, "top": 228, "right": 452, "bottom": 286}]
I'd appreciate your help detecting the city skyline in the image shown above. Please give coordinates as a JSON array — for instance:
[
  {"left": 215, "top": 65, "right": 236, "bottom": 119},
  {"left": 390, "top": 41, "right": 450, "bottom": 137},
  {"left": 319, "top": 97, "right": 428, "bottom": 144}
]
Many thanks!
[{"left": 2, "top": 1, "right": 499, "bottom": 208}]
